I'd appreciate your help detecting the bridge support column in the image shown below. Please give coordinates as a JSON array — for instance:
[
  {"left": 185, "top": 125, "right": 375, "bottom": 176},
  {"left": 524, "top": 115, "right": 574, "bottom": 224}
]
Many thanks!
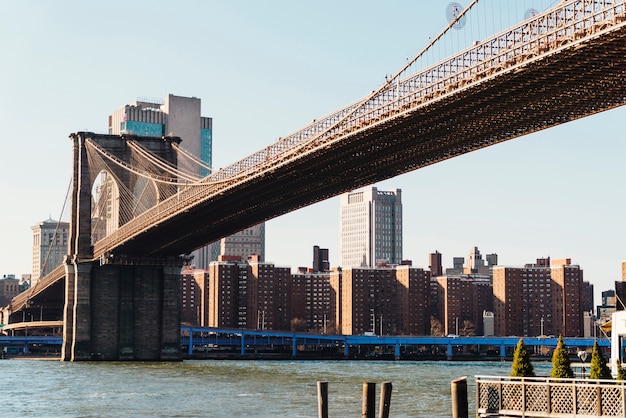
[
  {"left": 62, "top": 260, "right": 93, "bottom": 361},
  {"left": 62, "top": 256, "right": 183, "bottom": 361}
]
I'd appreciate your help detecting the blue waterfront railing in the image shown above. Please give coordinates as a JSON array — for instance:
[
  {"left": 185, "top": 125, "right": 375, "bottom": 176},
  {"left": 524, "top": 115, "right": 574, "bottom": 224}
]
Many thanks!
[
  {"left": 0, "top": 329, "right": 612, "bottom": 359},
  {"left": 181, "top": 326, "right": 611, "bottom": 359}
]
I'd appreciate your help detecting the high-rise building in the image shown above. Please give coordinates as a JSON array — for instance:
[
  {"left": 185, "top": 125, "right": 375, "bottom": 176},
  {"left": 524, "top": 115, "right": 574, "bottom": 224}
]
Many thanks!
[
  {"left": 208, "top": 258, "right": 249, "bottom": 328},
  {"left": 180, "top": 267, "right": 209, "bottom": 326},
  {"left": 290, "top": 270, "right": 335, "bottom": 333},
  {"left": 446, "top": 257, "right": 465, "bottom": 275},
  {"left": 435, "top": 275, "right": 493, "bottom": 336},
  {"left": 312, "top": 245, "right": 330, "bottom": 273},
  {"left": 428, "top": 251, "right": 443, "bottom": 277},
  {"left": 493, "top": 257, "right": 584, "bottom": 337},
  {"left": 464, "top": 246, "right": 494, "bottom": 275},
  {"left": 550, "top": 259, "right": 584, "bottom": 337},
  {"left": 0, "top": 275, "right": 21, "bottom": 307},
  {"left": 31, "top": 218, "right": 69, "bottom": 285},
  {"left": 108, "top": 94, "right": 213, "bottom": 173},
  {"left": 220, "top": 224, "right": 265, "bottom": 263},
  {"left": 108, "top": 94, "right": 264, "bottom": 268},
  {"left": 339, "top": 265, "right": 429, "bottom": 335},
  {"left": 339, "top": 187, "right": 402, "bottom": 268},
  {"left": 248, "top": 260, "right": 291, "bottom": 331}
]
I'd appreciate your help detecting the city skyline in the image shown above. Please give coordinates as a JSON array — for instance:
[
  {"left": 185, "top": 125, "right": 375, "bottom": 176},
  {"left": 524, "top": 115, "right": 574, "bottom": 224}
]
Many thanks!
[{"left": 1, "top": 1, "right": 625, "bottom": 307}]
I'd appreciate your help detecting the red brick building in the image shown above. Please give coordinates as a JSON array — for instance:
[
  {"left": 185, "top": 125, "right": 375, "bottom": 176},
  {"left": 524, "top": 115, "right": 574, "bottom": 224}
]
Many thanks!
[{"left": 493, "top": 257, "right": 584, "bottom": 337}]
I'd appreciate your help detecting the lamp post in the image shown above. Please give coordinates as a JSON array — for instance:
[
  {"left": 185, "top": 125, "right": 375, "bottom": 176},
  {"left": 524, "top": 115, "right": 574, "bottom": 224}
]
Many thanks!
[{"left": 577, "top": 350, "right": 588, "bottom": 378}]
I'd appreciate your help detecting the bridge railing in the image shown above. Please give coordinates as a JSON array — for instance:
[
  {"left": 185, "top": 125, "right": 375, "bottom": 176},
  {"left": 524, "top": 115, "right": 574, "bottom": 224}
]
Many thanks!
[
  {"left": 476, "top": 375, "right": 626, "bottom": 417},
  {"left": 94, "top": 0, "right": 626, "bottom": 255},
  {"left": 195, "top": 0, "right": 626, "bottom": 187}
]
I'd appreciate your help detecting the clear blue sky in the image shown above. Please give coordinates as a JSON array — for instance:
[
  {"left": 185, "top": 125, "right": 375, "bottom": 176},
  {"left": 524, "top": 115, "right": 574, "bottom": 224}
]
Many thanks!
[{"left": 1, "top": 1, "right": 624, "bottom": 306}]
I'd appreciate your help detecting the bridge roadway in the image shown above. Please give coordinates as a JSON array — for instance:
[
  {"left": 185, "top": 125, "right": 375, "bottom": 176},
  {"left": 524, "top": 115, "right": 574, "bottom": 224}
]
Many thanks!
[{"left": 91, "top": 0, "right": 626, "bottom": 258}]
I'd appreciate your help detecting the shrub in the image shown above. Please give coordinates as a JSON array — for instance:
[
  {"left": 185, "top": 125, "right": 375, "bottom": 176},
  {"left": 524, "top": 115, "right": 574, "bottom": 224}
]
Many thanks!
[
  {"left": 617, "top": 360, "right": 626, "bottom": 380},
  {"left": 550, "top": 336, "right": 573, "bottom": 379},
  {"left": 510, "top": 338, "right": 535, "bottom": 377},
  {"left": 589, "top": 341, "right": 612, "bottom": 379}
]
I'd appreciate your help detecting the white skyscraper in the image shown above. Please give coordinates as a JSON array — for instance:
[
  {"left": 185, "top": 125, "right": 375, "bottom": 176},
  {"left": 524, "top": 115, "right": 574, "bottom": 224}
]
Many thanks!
[
  {"left": 31, "top": 218, "right": 70, "bottom": 285},
  {"left": 340, "top": 187, "right": 402, "bottom": 268}
]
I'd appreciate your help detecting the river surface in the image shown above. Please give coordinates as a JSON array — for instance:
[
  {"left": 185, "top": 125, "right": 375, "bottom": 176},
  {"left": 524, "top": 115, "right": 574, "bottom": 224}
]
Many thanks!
[{"left": 1, "top": 359, "right": 553, "bottom": 417}]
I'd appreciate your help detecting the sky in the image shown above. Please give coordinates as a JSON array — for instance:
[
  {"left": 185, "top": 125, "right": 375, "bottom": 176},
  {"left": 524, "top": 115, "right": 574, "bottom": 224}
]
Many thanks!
[{"left": 1, "top": 1, "right": 624, "bottom": 306}]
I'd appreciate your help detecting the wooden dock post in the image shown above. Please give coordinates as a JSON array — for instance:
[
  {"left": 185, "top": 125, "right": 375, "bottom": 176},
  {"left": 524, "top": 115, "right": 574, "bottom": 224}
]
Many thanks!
[
  {"left": 451, "top": 376, "right": 468, "bottom": 418},
  {"left": 378, "top": 381, "right": 392, "bottom": 418},
  {"left": 362, "top": 382, "right": 376, "bottom": 418},
  {"left": 317, "top": 381, "right": 328, "bottom": 418}
]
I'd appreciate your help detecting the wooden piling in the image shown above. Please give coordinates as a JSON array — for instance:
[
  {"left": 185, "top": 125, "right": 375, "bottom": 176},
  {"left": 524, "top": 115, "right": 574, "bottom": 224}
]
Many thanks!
[
  {"left": 362, "top": 382, "right": 376, "bottom": 418},
  {"left": 378, "top": 381, "right": 392, "bottom": 418},
  {"left": 317, "top": 381, "right": 328, "bottom": 418},
  {"left": 451, "top": 376, "right": 468, "bottom": 418}
]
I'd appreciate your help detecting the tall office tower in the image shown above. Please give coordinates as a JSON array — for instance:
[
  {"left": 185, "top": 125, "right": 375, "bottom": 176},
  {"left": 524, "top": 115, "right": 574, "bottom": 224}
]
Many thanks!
[
  {"left": 466, "top": 247, "right": 484, "bottom": 273},
  {"left": 340, "top": 187, "right": 402, "bottom": 268},
  {"left": 108, "top": 94, "right": 264, "bottom": 268},
  {"left": 339, "top": 266, "right": 430, "bottom": 336},
  {"left": 312, "top": 245, "right": 330, "bottom": 273},
  {"left": 108, "top": 94, "right": 213, "bottom": 172},
  {"left": 493, "top": 257, "right": 584, "bottom": 337},
  {"left": 290, "top": 270, "right": 334, "bottom": 332},
  {"left": 220, "top": 224, "right": 265, "bottom": 262},
  {"left": 446, "top": 257, "right": 465, "bottom": 275},
  {"left": 429, "top": 251, "right": 443, "bottom": 277},
  {"left": 465, "top": 246, "right": 493, "bottom": 275},
  {"left": 31, "top": 218, "right": 70, "bottom": 285},
  {"left": 485, "top": 253, "right": 498, "bottom": 267}
]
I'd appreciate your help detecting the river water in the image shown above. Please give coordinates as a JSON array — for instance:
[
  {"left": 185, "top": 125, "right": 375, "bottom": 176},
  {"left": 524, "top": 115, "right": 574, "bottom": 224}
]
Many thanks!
[{"left": 1, "top": 359, "right": 553, "bottom": 417}]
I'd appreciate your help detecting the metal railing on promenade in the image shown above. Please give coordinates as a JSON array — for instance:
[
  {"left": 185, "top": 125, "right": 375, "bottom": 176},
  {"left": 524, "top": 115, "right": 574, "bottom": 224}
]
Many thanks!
[{"left": 476, "top": 375, "right": 626, "bottom": 417}]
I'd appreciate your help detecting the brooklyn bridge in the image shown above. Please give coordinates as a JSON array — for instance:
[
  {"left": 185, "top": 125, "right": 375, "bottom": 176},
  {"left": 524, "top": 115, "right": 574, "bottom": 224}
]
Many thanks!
[{"left": 2, "top": 0, "right": 625, "bottom": 360}]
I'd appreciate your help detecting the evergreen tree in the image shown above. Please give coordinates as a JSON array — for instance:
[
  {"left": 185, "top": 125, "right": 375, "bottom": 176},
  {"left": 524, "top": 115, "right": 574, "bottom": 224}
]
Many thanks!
[
  {"left": 589, "top": 341, "right": 612, "bottom": 379},
  {"left": 550, "top": 336, "right": 574, "bottom": 379},
  {"left": 510, "top": 338, "right": 535, "bottom": 377},
  {"left": 617, "top": 360, "right": 626, "bottom": 381}
]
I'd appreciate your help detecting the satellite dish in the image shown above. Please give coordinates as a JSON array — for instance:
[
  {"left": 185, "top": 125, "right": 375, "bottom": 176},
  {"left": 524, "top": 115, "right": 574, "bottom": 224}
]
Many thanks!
[
  {"left": 446, "top": 2, "right": 467, "bottom": 29},
  {"left": 524, "top": 8, "right": 539, "bottom": 20}
]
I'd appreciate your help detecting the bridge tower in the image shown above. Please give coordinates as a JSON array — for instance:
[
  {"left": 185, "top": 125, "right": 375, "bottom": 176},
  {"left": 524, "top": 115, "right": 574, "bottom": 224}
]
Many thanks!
[{"left": 64, "top": 132, "right": 184, "bottom": 361}]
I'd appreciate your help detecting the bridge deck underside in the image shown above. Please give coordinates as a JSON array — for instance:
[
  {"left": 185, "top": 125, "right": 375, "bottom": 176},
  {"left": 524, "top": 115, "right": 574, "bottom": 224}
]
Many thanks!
[
  {"left": 115, "top": 24, "right": 625, "bottom": 256},
  {"left": 9, "top": 18, "right": 626, "bottom": 314}
]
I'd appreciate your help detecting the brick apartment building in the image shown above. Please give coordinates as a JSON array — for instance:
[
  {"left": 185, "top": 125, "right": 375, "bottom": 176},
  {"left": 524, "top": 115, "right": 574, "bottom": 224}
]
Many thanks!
[{"left": 493, "top": 257, "right": 585, "bottom": 337}]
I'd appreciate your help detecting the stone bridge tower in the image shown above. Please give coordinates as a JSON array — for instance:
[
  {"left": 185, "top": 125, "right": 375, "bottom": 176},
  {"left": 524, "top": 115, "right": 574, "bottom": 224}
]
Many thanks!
[{"left": 64, "top": 132, "right": 184, "bottom": 361}]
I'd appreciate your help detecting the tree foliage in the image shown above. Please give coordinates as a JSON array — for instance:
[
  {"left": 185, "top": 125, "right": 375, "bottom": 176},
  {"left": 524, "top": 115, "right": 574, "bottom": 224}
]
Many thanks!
[
  {"left": 430, "top": 317, "right": 444, "bottom": 336},
  {"left": 461, "top": 319, "right": 475, "bottom": 336},
  {"left": 617, "top": 360, "right": 626, "bottom": 381},
  {"left": 589, "top": 341, "right": 612, "bottom": 380},
  {"left": 550, "top": 336, "right": 574, "bottom": 379},
  {"left": 511, "top": 338, "right": 535, "bottom": 377}
]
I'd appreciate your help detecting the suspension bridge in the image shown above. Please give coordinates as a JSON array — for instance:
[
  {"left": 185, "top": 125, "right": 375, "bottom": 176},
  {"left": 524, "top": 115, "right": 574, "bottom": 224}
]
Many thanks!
[{"left": 2, "top": 0, "right": 625, "bottom": 360}]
